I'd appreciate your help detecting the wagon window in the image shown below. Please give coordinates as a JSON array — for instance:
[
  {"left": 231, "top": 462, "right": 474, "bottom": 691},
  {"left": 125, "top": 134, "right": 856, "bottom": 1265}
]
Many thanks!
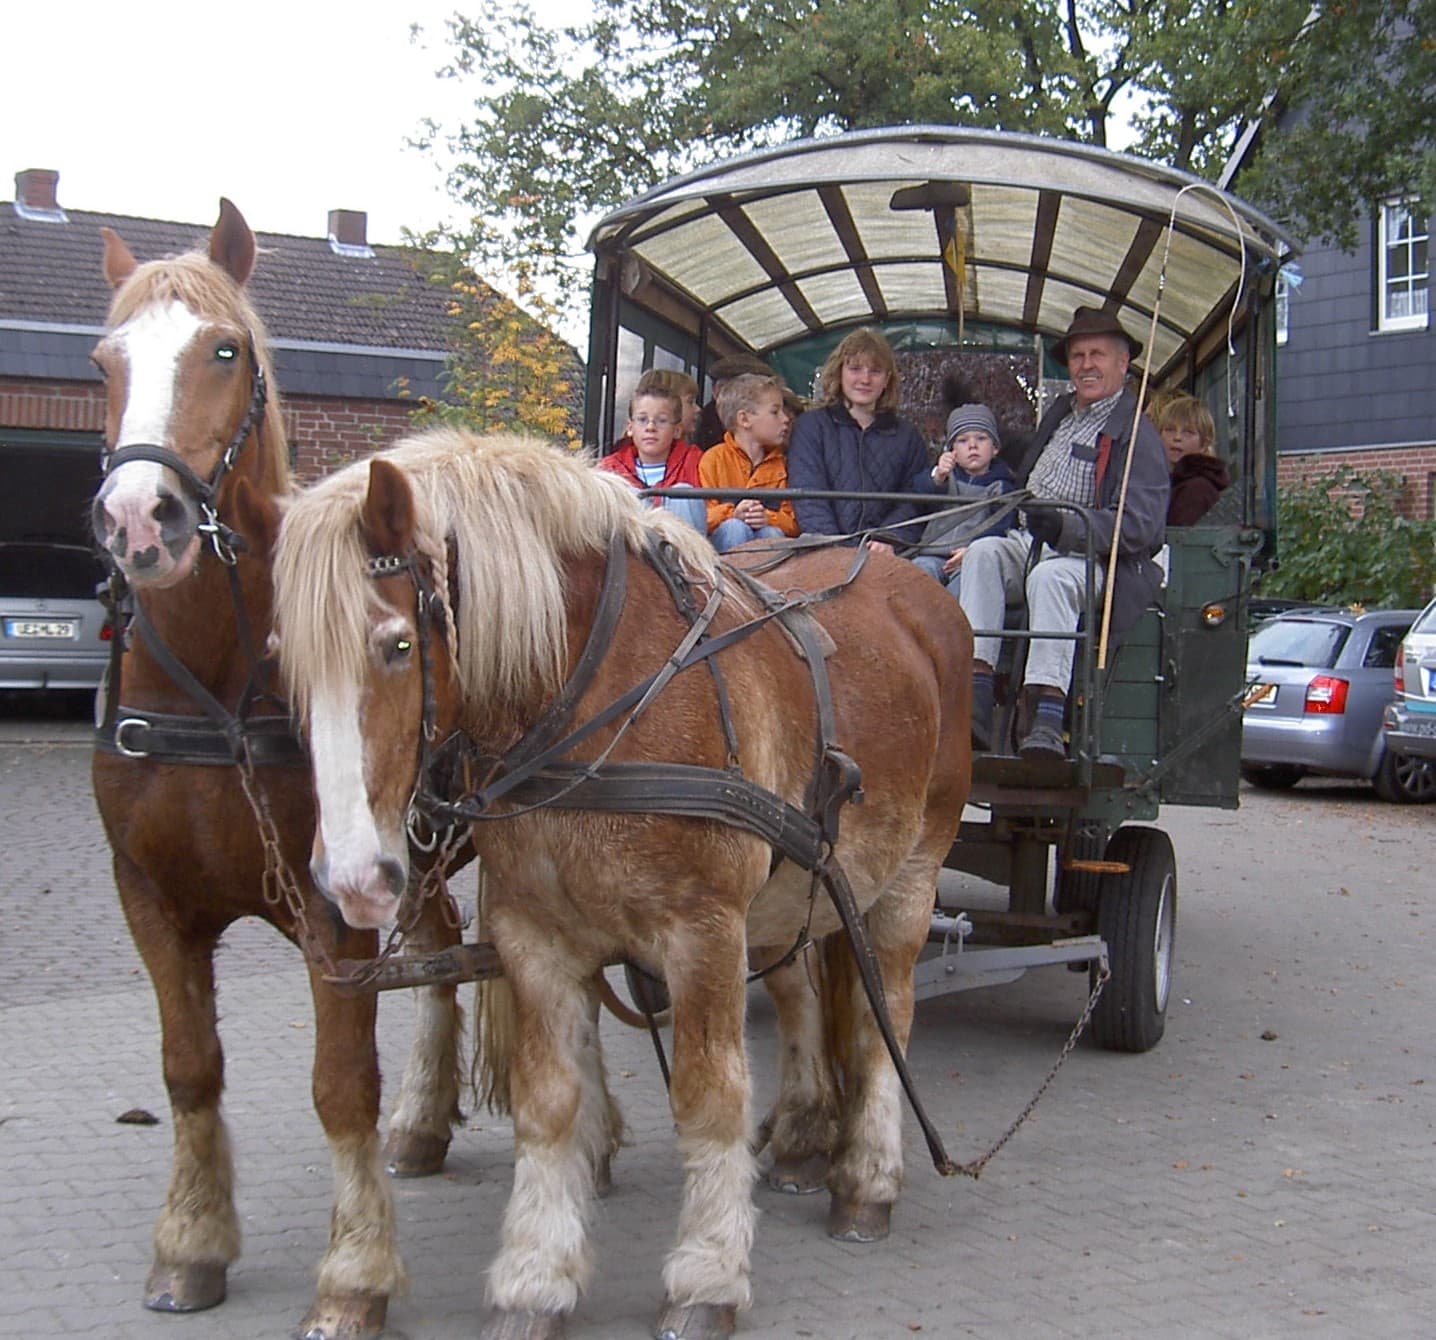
[{"left": 1248, "top": 618, "right": 1348, "bottom": 669}]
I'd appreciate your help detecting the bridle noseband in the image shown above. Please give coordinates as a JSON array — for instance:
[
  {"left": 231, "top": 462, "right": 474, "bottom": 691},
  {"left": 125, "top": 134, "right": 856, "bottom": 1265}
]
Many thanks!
[{"left": 102, "top": 332, "right": 268, "bottom": 566}]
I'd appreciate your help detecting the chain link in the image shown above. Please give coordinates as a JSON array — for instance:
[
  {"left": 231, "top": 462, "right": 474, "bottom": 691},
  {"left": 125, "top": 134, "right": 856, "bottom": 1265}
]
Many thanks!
[
  {"left": 234, "top": 741, "right": 466, "bottom": 987},
  {"left": 947, "top": 960, "right": 1110, "bottom": 1179}
]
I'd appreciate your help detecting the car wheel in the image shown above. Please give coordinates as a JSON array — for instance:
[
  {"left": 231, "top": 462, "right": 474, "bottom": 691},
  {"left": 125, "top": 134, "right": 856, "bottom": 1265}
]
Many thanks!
[
  {"left": 1241, "top": 764, "right": 1303, "bottom": 790},
  {"left": 1091, "top": 826, "right": 1176, "bottom": 1055},
  {"left": 1372, "top": 748, "right": 1436, "bottom": 805}
]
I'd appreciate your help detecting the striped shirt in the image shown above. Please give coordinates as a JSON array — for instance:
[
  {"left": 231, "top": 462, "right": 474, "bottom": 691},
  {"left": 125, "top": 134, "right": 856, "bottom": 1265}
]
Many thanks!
[{"left": 1026, "top": 388, "right": 1125, "bottom": 505}]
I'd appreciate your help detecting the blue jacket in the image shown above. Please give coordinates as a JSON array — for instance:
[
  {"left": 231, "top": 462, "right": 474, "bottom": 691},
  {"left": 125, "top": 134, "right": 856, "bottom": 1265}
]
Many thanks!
[{"left": 787, "top": 404, "right": 932, "bottom": 542}]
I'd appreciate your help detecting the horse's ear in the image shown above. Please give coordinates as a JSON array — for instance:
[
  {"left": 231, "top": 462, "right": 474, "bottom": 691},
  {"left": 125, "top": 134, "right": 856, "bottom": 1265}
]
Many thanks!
[
  {"left": 361, "top": 458, "right": 416, "bottom": 557},
  {"left": 210, "top": 198, "right": 256, "bottom": 286},
  {"left": 231, "top": 477, "right": 281, "bottom": 562},
  {"left": 99, "top": 227, "right": 137, "bottom": 287}
]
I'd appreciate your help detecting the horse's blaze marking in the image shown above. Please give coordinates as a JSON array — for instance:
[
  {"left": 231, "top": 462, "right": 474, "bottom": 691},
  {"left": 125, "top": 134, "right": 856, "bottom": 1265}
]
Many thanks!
[
  {"left": 309, "top": 677, "right": 390, "bottom": 892},
  {"left": 113, "top": 300, "right": 206, "bottom": 454}
]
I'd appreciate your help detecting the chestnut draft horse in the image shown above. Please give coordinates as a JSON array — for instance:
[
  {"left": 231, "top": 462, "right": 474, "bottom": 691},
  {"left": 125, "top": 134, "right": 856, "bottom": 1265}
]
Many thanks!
[
  {"left": 88, "top": 202, "right": 464, "bottom": 1340},
  {"left": 267, "top": 428, "right": 972, "bottom": 1340}
]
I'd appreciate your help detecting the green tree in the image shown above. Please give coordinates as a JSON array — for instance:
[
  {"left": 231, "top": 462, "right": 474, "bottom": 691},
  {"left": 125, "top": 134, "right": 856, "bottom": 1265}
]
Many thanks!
[
  {"left": 403, "top": 228, "right": 583, "bottom": 446},
  {"left": 413, "top": 0, "right": 1433, "bottom": 318},
  {"left": 1264, "top": 467, "right": 1436, "bottom": 608}
]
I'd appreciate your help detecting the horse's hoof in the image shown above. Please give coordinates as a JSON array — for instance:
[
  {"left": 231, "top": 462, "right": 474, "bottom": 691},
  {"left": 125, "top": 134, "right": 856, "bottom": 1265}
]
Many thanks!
[
  {"left": 654, "top": 1298, "right": 738, "bottom": 1340},
  {"left": 296, "top": 1289, "right": 388, "bottom": 1340},
  {"left": 480, "top": 1308, "right": 567, "bottom": 1340},
  {"left": 826, "top": 1196, "right": 892, "bottom": 1243},
  {"left": 143, "top": 1260, "right": 227, "bottom": 1312},
  {"left": 594, "top": 1151, "right": 613, "bottom": 1197},
  {"left": 383, "top": 1127, "right": 450, "bottom": 1178},
  {"left": 765, "top": 1151, "right": 828, "bottom": 1195}
]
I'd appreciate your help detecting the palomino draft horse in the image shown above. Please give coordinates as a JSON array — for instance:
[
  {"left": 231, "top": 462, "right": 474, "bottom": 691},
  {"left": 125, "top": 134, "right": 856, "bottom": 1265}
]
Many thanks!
[
  {"left": 88, "top": 202, "right": 464, "bottom": 1339},
  {"left": 268, "top": 428, "right": 972, "bottom": 1339}
]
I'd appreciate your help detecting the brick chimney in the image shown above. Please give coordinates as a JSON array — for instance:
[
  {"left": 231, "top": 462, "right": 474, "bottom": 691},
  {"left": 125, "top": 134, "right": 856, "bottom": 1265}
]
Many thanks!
[
  {"left": 14, "top": 168, "right": 67, "bottom": 221},
  {"left": 327, "top": 208, "right": 373, "bottom": 257}
]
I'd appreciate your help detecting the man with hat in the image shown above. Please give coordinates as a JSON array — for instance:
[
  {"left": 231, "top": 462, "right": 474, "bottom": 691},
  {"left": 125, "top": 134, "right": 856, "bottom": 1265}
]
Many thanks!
[{"left": 957, "top": 306, "right": 1170, "bottom": 759}]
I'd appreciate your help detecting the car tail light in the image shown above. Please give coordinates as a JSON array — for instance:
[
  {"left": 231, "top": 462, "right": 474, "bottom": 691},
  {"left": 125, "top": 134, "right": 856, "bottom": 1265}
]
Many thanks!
[
  {"left": 1394, "top": 642, "right": 1405, "bottom": 693},
  {"left": 1304, "top": 674, "right": 1349, "bottom": 714}
]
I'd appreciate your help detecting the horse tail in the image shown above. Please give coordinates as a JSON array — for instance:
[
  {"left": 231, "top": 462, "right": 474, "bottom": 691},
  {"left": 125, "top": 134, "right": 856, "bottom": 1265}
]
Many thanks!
[{"left": 471, "top": 976, "right": 515, "bottom": 1116}]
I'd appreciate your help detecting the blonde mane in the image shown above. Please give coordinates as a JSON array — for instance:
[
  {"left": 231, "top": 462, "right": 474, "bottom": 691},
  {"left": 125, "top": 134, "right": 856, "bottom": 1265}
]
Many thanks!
[
  {"left": 273, "top": 427, "right": 721, "bottom": 720},
  {"left": 107, "top": 252, "right": 291, "bottom": 489}
]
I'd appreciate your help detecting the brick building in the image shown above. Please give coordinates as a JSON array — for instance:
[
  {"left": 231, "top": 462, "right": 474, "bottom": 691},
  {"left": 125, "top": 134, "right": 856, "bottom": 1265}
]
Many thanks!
[{"left": 1, "top": 167, "right": 472, "bottom": 480}]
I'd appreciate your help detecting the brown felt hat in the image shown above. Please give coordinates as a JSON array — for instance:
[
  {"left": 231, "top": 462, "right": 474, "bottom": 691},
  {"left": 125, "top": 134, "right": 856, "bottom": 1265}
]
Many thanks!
[{"left": 1051, "top": 306, "right": 1142, "bottom": 367}]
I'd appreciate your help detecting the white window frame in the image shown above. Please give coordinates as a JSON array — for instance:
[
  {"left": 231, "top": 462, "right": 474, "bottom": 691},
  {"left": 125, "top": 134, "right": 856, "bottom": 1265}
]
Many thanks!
[
  {"left": 1377, "top": 197, "right": 1429, "bottom": 333},
  {"left": 1275, "top": 274, "right": 1290, "bottom": 346}
]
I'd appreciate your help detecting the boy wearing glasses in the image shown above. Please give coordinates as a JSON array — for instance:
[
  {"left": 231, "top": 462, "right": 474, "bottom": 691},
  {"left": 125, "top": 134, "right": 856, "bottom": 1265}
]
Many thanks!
[{"left": 598, "top": 385, "right": 706, "bottom": 532}]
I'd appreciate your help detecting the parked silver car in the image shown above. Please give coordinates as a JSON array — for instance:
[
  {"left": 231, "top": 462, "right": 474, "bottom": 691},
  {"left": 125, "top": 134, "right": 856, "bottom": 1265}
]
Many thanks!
[
  {"left": 1242, "top": 606, "right": 1436, "bottom": 803},
  {"left": 0, "top": 541, "right": 111, "bottom": 691},
  {"left": 1382, "top": 595, "right": 1436, "bottom": 763}
]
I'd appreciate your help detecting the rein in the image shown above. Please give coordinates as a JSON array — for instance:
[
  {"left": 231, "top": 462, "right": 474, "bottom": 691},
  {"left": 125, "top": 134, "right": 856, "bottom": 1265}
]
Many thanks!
[{"left": 371, "top": 531, "right": 962, "bottom": 1177}]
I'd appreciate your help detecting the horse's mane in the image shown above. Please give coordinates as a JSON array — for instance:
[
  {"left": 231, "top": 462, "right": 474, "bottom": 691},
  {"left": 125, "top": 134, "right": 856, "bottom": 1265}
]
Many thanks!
[
  {"left": 107, "top": 252, "right": 291, "bottom": 489},
  {"left": 273, "top": 427, "right": 721, "bottom": 721}
]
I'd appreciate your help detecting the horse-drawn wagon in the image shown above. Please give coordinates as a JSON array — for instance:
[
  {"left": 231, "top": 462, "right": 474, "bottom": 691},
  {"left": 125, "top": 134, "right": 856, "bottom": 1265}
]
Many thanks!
[
  {"left": 84, "top": 126, "right": 1294, "bottom": 1340},
  {"left": 582, "top": 125, "right": 1296, "bottom": 1055}
]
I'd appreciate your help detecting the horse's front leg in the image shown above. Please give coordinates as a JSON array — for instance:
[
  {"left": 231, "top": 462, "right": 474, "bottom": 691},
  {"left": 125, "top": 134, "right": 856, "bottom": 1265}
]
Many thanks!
[
  {"left": 299, "top": 935, "right": 405, "bottom": 1340},
  {"left": 117, "top": 860, "right": 239, "bottom": 1314},
  {"left": 754, "top": 945, "right": 839, "bottom": 1195},
  {"left": 657, "top": 912, "right": 756, "bottom": 1340},
  {"left": 824, "top": 858, "right": 934, "bottom": 1244},
  {"left": 482, "top": 928, "right": 609, "bottom": 1340},
  {"left": 383, "top": 883, "right": 465, "bottom": 1178}
]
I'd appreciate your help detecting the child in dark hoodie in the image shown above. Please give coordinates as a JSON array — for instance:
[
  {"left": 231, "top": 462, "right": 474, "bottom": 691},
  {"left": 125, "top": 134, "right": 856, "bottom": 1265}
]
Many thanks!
[{"left": 1158, "top": 393, "right": 1229, "bottom": 525}]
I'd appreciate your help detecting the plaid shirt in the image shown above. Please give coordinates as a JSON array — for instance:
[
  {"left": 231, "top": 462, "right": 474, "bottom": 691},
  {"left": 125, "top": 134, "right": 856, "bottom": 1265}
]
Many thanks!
[{"left": 1025, "top": 388, "right": 1125, "bottom": 505}]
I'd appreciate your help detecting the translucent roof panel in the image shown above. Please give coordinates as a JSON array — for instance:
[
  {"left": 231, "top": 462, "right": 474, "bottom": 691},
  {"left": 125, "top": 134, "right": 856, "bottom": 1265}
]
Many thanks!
[{"left": 590, "top": 126, "right": 1296, "bottom": 373}]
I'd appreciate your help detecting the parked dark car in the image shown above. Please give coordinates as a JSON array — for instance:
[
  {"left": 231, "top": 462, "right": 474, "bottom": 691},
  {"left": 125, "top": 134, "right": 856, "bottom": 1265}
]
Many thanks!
[
  {"left": 1242, "top": 606, "right": 1436, "bottom": 803},
  {"left": 1383, "top": 595, "right": 1436, "bottom": 763}
]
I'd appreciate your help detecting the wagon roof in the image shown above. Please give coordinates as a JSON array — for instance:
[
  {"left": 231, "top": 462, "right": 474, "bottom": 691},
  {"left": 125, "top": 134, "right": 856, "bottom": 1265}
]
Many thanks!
[{"left": 587, "top": 125, "right": 1297, "bottom": 379}]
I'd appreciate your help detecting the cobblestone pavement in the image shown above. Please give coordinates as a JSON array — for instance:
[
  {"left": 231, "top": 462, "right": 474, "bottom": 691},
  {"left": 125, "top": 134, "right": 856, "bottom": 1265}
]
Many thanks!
[{"left": 2, "top": 715, "right": 1433, "bottom": 1338}]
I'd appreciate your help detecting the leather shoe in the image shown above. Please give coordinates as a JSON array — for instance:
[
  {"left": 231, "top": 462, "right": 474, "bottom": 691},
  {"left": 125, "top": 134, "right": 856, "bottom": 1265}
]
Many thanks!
[{"left": 1018, "top": 719, "right": 1067, "bottom": 760}]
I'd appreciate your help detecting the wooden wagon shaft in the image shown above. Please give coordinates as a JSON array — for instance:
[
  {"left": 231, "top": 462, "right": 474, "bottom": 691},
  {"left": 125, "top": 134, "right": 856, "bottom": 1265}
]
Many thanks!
[{"left": 325, "top": 943, "right": 634, "bottom": 995}]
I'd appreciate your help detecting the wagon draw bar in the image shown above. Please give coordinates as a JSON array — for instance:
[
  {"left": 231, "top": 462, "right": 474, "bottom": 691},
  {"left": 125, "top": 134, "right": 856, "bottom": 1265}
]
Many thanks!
[{"left": 384, "top": 530, "right": 963, "bottom": 1178}]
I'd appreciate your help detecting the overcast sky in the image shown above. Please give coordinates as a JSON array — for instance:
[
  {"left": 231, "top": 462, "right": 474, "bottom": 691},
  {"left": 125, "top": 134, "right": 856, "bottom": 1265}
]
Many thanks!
[{"left": 4, "top": 2, "right": 588, "bottom": 246}]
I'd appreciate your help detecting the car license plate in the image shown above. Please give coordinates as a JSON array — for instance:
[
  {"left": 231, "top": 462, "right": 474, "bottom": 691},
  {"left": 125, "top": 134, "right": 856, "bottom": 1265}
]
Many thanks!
[
  {"left": 1245, "top": 682, "right": 1278, "bottom": 709},
  {"left": 4, "top": 617, "right": 78, "bottom": 640},
  {"left": 1404, "top": 715, "right": 1436, "bottom": 738}
]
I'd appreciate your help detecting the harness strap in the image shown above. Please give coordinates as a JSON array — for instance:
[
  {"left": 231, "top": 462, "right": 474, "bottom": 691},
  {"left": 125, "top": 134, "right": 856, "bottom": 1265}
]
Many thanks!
[{"left": 96, "top": 709, "right": 306, "bottom": 767}]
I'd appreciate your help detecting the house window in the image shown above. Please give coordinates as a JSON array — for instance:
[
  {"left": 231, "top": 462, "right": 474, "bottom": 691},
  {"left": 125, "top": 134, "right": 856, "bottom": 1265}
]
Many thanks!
[
  {"left": 1275, "top": 274, "right": 1290, "bottom": 346},
  {"left": 1377, "top": 197, "right": 1429, "bottom": 332}
]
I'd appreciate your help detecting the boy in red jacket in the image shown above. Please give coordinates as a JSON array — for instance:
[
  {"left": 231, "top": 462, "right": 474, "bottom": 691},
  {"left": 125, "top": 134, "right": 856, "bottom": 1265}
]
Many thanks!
[{"left": 598, "top": 385, "right": 706, "bottom": 532}]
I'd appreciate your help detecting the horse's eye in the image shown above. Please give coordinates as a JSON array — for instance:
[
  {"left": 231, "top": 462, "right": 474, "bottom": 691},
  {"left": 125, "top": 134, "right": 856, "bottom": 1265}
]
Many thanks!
[
  {"left": 386, "top": 637, "right": 413, "bottom": 664},
  {"left": 215, "top": 342, "right": 238, "bottom": 362}
]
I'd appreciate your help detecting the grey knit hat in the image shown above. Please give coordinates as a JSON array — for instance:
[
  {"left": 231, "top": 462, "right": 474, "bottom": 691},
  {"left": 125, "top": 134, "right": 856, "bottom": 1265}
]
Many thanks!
[{"left": 944, "top": 403, "right": 1000, "bottom": 447}]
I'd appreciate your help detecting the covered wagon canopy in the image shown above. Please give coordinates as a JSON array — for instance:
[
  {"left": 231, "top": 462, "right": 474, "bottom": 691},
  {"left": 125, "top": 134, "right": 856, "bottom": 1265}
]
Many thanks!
[{"left": 586, "top": 125, "right": 1297, "bottom": 384}]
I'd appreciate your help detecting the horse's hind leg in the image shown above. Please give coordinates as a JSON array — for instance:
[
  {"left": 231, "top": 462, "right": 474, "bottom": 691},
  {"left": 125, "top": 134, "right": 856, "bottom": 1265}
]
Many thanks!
[
  {"left": 482, "top": 930, "right": 606, "bottom": 1337},
  {"left": 114, "top": 863, "right": 238, "bottom": 1313},
  {"left": 383, "top": 889, "right": 464, "bottom": 1177},
  {"left": 824, "top": 860, "right": 935, "bottom": 1243},
  {"left": 300, "top": 945, "right": 404, "bottom": 1340},
  {"left": 657, "top": 915, "right": 756, "bottom": 1339},
  {"left": 755, "top": 947, "right": 838, "bottom": 1195}
]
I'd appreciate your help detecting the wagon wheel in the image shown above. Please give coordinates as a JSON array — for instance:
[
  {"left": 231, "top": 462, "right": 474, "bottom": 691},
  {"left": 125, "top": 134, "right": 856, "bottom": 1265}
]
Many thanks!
[
  {"left": 598, "top": 961, "right": 673, "bottom": 1030},
  {"left": 1090, "top": 826, "right": 1176, "bottom": 1054}
]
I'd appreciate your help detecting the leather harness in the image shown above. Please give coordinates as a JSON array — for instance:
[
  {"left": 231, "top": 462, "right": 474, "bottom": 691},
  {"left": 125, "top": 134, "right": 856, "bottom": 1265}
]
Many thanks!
[{"left": 389, "top": 530, "right": 959, "bottom": 1176}]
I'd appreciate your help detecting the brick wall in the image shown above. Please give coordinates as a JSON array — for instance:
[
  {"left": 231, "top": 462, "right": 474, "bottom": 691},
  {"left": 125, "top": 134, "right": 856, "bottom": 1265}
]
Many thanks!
[
  {"left": 1, "top": 376, "right": 417, "bottom": 480},
  {"left": 1275, "top": 443, "right": 1436, "bottom": 520}
]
